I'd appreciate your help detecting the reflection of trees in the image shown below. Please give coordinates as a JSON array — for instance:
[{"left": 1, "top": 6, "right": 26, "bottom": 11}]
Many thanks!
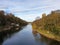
[
  {"left": 0, "top": 28, "right": 21, "bottom": 45},
  {"left": 0, "top": 33, "right": 4, "bottom": 45},
  {"left": 49, "top": 40, "right": 60, "bottom": 45},
  {"left": 0, "top": 32, "right": 9, "bottom": 45},
  {"left": 33, "top": 33, "right": 40, "bottom": 40},
  {"left": 32, "top": 31, "right": 42, "bottom": 42},
  {"left": 32, "top": 31, "right": 60, "bottom": 45},
  {"left": 40, "top": 35, "right": 60, "bottom": 45}
]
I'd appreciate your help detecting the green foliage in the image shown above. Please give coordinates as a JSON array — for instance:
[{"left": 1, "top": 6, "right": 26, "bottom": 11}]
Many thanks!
[
  {"left": 0, "top": 10, "right": 28, "bottom": 27},
  {"left": 32, "top": 10, "right": 60, "bottom": 35}
]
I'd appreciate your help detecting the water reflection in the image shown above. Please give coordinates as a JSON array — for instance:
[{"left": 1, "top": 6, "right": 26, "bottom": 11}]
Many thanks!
[
  {"left": 0, "top": 24, "right": 60, "bottom": 45},
  {"left": 32, "top": 31, "right": 60, "bottom": 45},
  {"left": 0, "top": 28, "right": 21, "bottom": 45}
]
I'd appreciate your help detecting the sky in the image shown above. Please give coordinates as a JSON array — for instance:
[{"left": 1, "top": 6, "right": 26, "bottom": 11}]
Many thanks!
[{"left": 0, "top": 0, "right": 60, "bottom": 22}]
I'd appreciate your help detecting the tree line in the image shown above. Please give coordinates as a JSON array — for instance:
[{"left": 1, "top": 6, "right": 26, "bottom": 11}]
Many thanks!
[
  {"left": 0, "top": 10, "right": 28, "bottom": 27},
  {"left": 32, "top": 10, "right": 60, "bottom": 35}
]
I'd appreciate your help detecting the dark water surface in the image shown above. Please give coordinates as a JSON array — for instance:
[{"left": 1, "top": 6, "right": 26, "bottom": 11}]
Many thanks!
[{"left": 0, "top": 24, "right": 60, "bottom": 45}]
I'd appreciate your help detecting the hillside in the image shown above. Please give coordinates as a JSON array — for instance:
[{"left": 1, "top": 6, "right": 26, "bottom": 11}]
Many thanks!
[
  {"left": 0, "top": 10, "right": 28, "bottom": 32},
  {"left": 32, "top": 10, "right": 60, "bottom": 41}
]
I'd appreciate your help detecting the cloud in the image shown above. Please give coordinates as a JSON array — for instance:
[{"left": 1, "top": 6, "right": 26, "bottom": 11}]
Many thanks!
[
  {"left": 15, "top": 13, "right": 42, "bottom": 22},
  {"left": 0, "top": 0, "right": 60, "bottom": 21},
  {"left": 0, "top": 0, "right": 60, "bottom": 13}
]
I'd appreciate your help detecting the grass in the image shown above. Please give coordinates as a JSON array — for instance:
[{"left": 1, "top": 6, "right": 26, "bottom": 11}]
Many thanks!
[{"left": 36, "top": 29, "right": 60, "bottom": 41}]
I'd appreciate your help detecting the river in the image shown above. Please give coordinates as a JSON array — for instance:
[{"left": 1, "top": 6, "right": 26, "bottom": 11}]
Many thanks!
[{"left": 0, "top": 24, "right": 60, "bottom": 45}]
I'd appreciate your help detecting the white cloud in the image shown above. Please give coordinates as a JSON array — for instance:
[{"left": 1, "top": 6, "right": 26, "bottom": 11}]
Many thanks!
[
  {"left": 15, "top": 13, "right": 42, "bottom": 22},
  {"left": 0, "top": 0, "right": 60, "bottom": 21}
]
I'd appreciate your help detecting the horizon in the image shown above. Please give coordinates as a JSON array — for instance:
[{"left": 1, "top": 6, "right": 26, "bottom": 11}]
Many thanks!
[{"left": 0, "top": 0, "right": 60, "bottom": 22}]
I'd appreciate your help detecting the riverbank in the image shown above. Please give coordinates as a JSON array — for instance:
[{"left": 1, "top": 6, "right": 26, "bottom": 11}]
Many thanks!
[
  {"left": 32, "top": 10, "right": 60, "bottom": 42},
  {"left": 0, "top": 26, "right": 19, "bottom": 32},
  {"left": 37, "top": 29, "right": 60, "bottom": 41},
  {"left": 0, "top": 24, "right": 28, "bottom": 32},
  {"left": 32, "top": 25, "right": 60, "bottom": 42},
  {"left": 0, "top": 10, "right": 28, "bottom": 32}
]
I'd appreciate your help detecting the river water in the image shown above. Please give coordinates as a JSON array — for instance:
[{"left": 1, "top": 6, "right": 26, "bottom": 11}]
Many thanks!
[{"left": 0, "top": 24, "right": 60, "bottom": 45}]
